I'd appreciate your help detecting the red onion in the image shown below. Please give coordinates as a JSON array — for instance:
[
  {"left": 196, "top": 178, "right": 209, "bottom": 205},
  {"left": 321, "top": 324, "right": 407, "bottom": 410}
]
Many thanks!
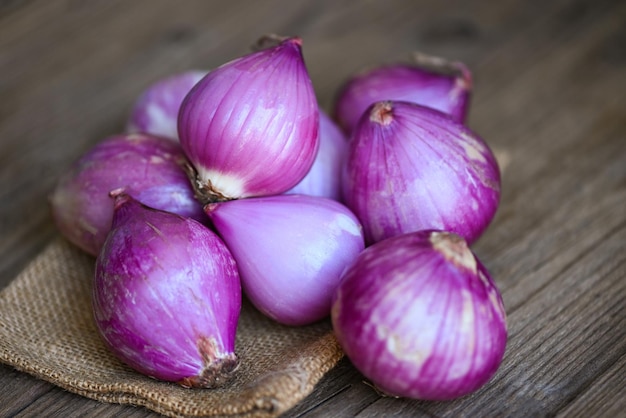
[
  {"left": 205, "top": 194, "right": 364, "bottom": 326},
  {"left": 332, "top": 230, "right": 507, "bottom": 400},
  {"left": 93, "top": 192, "right": 241, "bottom": 388},
  {"left": 178, "top": 36, "right": 319, "bottom": 203},
  {"left": 334, "top": 52, "right": 471, "bottom": 135},
  {"left": 342, "top": 101, "right": 500, "bottom": 245},
  {"left": 50, "top": 133, "right": 206, "bottom": 256},
  {"left": 127, "top": 70, "right": 207, "bottom": 141},
  {"left": 285, "top": 110, "right": 348, "bottom": 201}
]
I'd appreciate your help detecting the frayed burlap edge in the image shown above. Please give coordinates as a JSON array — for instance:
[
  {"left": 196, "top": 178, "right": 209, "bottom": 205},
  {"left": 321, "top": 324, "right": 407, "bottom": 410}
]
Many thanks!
[{"left": 0, "top": 237, "right": 344, "bottom": 417}]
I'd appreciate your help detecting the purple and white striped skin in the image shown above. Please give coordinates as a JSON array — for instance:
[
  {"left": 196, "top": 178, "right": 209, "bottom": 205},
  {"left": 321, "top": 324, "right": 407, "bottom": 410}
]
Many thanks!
[
  {"left": 178, "top": 37, "right": 319, "bottom": 203},
  {"left": 126, "top": 70, "right": 207, "bottom": 141},
  {"left": 50, "top": 133, "right": 206, "bottom": 256},
  {"left": 286, "top": 110, "right": 348, "bottom": 201},
  {"left": 331, "top": 230, "right": 507, "bottom": 400},
  {"left": 342, "top": 101, "right": 500, "bottom": 246},
  {"left": 93, "top": 193, "right": 241, "bottom": 388},
  {"left": 205, "top": 194, "right": 364, "bottom": 326},
  {"left": 333, "top": 55, "right": 471, "bottom": 136}
]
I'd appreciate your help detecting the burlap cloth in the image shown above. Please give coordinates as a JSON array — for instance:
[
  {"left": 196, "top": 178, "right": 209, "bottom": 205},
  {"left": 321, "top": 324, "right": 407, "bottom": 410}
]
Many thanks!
[{"left": 0, "top": 237, "right": 344, "bottom": 417}]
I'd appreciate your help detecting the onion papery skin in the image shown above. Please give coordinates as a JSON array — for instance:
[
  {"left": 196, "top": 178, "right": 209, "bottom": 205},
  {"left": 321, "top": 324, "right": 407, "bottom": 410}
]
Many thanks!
[
  {"left": 93, "top": 193, "right": 241, "bottom": 388},
  {"left": 127, "top": 70, "right": 207, "bottom": 141},
  {"left": 285, "top": 110, "right": 348, "bottom": 201},
  {"left": 205, "top": 194, "right": 364, "bottom": 326},
  {"left": 333, "top": 55, "right": 471, "bottom": 135},
  {"left": 342, "top": 101, "right": 500, "bottom": 246},
  {"left": 178, "top": 36, "right": 319, "bottom": 203},
  {"left": 50, "top": 133, "right": 206, "bottom": 256},
  {"left": 331, "top": 230, "right": 507, "bottom": 400}
]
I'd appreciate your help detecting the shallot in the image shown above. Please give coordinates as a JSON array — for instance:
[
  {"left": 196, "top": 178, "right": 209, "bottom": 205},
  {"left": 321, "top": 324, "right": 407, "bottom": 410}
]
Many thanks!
[
  {"left": 331, "top": 230, "right": 507, "bottom": 400},
  {"left": 334, "top": 52, "right": 471, "bottom": 135},
  {"left": 286, "top": 110, "right": 348, "bottom": 201},
  {"left": 93, "top": 192, "right": 241, "bottom": 387},
  {"left": 205, "top": 194, "right": 364, "bottom": 326},
  {"left": 178, "top": 36, "right": 319, "bottom": 202},
  {"left": 127, "top": 70, "right": 207, "bottom": 140},
  {"left": 50, "top": 133, "right": 205, "bottom": 256},
  {"left": 342, "top": 101, "right": 500, "bottom": 245}
]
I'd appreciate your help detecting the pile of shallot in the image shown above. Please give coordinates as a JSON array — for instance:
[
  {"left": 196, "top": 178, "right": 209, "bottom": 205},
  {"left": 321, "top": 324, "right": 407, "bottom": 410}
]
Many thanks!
[{"left": 50, "top": 35, "right": 507, "bottom": 400}]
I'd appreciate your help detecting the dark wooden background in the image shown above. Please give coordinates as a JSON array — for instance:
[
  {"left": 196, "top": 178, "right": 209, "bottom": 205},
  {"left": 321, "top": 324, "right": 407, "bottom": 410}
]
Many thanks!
[{"left": 1, "top": 0, "right": 625, "bottom": 416}]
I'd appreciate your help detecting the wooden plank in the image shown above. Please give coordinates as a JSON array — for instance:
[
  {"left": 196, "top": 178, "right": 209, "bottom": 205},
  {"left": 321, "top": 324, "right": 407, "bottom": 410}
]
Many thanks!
[
  {"left": 485, "top": 125, "right": 626, "bottom": 310},
  {"left": 0, "top": 364, "right": 55, "bottom": 417},
  {"left": 13, "top": 386, "right": 155, "bottom": 418},
  {"left": 469, "top": 1, "right": 626, "bottom": 256},
  {"left": 356, "top": 397, "right": 435, "bottom": 418},
  {"left": 556, "top": 353, "right": 626, "bottom": 418}
]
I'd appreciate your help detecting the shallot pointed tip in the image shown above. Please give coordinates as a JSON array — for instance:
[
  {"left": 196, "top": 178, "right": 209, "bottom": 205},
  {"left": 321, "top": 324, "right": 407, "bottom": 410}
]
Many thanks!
[
  {"left": 370, "top": 101, "right": 394, "bottom": 125},
  {"left": 455, "top": 62, "right": 473, "bottom": 91},
  {"left": 288, "top": 36, "right": 303, "bottom": 47},
  {"left": 254, "top": 34, "right": 302, "bottom": 51},
  {"left": 430, "top": 231, "right": 477, "bottom": 272},
  {"left": 109, "top": 188, "right": 133, "bottom": 210}
]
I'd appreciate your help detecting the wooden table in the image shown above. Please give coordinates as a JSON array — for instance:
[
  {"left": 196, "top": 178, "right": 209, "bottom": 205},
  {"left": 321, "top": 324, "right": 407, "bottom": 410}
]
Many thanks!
[{"left": 1, "top": 0, "right": 624, "bottom": 416}]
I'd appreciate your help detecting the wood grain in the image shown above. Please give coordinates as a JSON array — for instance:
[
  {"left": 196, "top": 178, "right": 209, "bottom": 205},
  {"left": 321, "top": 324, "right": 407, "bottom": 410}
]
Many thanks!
[
  {"left": 556, "top": 354, "right": 626, "bottom": 418},
  {"left": 1, "top": 0, "right": 624, "bottom": 417}
]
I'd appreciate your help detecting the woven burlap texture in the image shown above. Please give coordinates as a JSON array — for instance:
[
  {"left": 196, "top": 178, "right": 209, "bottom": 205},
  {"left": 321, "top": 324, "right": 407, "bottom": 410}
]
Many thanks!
[{"left": 0, "top": 238, "right": 344, "bottom": 417}]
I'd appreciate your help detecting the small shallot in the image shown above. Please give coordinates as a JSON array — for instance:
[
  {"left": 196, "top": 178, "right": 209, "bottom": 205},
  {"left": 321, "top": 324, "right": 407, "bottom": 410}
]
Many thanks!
[
  {"left": 93, "top": 192, "right": 241, "bottom": 387},
  {"left": 342, "top": 101, "right": 500, "bottom": 245},
  {"left": 205, "top": 194, "right": 364, "bottom": 326},
  {"left": 50, "top": 133, "right": 205, "bottom": 256},
  {"left": 334, "top": 52, "right": 472, "bottom": 135},
  {"left": 332, "top": 230, "right": 507, "bottom": 400},
  {"left": 286, "top": 110, "right": 348, "bottom": 201},
  {"left": 178, "top": 36, "right": 319, "bottom": 202},
  {"left": 127, "top": 70, "right": 207, "bottom": 140}
]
